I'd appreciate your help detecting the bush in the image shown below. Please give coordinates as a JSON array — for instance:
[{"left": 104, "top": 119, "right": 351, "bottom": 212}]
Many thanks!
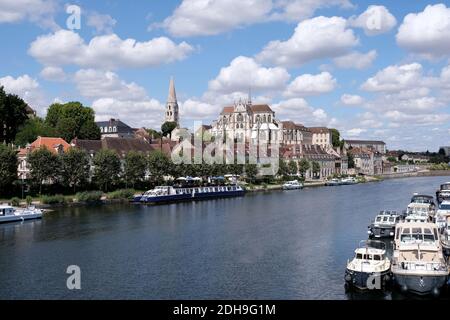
[
  {"left": 41, "top": 194, "right": 66, "bottom": 205},
  {"left": 11, "top": 197, "right": 20, "bottom": 207},
  {"left": 430, "top": 163, "right": 450, "bottom": 171},
  {"left": 75, "top": 191, "right": 103, "bottom": 202},
  {"left": 107, "top": 189, "right": 135, "bottom": 200},
  {"left": 26, "top": 196, "right": 33, "bottom": 206}
]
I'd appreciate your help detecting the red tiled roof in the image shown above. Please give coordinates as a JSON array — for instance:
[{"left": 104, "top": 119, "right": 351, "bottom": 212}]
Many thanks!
[
  {"left": 308, "top": 127, "right": 330, "bottom": 134},
  {"left": 249, "top": 104, "right": 273, "bottom": 113},
  {"left": 31, "top": 136, "right": 71, "bottom": 154}
]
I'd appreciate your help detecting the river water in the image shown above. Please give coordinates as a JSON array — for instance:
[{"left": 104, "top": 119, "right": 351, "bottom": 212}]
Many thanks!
[{"left": 0, "top": 176, "right": 449, "bottom": 300}]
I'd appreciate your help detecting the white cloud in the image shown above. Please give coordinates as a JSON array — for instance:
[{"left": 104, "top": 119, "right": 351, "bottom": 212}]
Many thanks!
[
  {"left": 0, "top": 74, "right": 47, "bottom": 111},
  {"left": 74, "top": 69, "right": 147, "bottom": 101},
  {"left": 92, "top": 98, "right": 164, "bottom": 129},
  {"left": 348, "top": 5, "right": 397, "bottom": 36},
  {"left": 271, "top": 0, "right": 354, "bottom": 22},
  {"left": 40, "top": 66, "right": 66, "bottom": 81},
  {"left": 179, "top": 99, "right": 222, "bottom": 121},
  {"left": 208, "top": 56, "right": 290, "bottom": 94},
  {"left": 384, "top": 110, "right": 450, "bottom": 126},
  {"left": 0, "top": 0, "right": 58, "bottom": 29},
  {"left": 361, "top": 63, "right": 426, "bottom": 93},
  {"left": 340, "top": 94, "right": 364, "bottom": 106},
  {"left": 346, "top": 128, "right": 367, "bottom": 137},
  {"left": 29, "top": 30, "right": 194, "bottom": 69},
  {"left": 271, "top": 98, "right": 331, "bottom": 126},
  {"left": 86, "top": 12, "right": 117, "bottom": 34},
  {"left": 333, "top": 50, "right": 377, "bottom": 69},
  {"left": 397, "top": 4, "right": 450, "bottom": 59},
  {"left": 284, "top": 72, "right": 336, "bottom": 97},
  {"left": 257, "top": 16, "right": 358, "bottom": 67},
  {"left": 158, "top": 0, "right": 272, "bottom": 37}
]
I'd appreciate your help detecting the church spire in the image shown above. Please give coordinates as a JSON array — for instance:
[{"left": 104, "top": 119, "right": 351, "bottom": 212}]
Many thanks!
[
  {"left": 165, "top": 77, "right": 179, "bottom": 125},
  {"left": 168, "top": 76, "right": 177, "bottom": 104}
]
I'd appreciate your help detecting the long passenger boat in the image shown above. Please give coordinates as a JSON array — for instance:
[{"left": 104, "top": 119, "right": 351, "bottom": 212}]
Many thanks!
[{"left": 133, "top": 185, "right": 245, "bottom": 204}]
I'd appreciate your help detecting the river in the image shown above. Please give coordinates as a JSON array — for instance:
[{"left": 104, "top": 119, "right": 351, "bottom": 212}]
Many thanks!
[{"left": 0, "top": 176, "right": 449, "bottom": 300}]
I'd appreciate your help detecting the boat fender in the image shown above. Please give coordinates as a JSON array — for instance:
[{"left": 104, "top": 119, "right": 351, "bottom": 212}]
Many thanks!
[
  {"left": 384, "top": 274, "right": 390, "bottom": 283},
  {"left": 400, "top": 285, "right": 408, "bottom": 293},
  {"left": 345, "top": 274, "right": 352, "bottom": 282},
  {"left": 432, "top": 287, "right": 440, "bottom": 298}
]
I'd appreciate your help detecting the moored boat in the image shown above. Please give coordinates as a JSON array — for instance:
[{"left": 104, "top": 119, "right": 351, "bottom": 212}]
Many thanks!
[
  {"left": 345, "top": 240, "right": 391, "bottom": 291},
  {"left": 340, "top": 177, "right": 358, "bottom": 185},
  {"left": 391, "top": 221, "right": 448, "bottom": 296},
  {"left": 436, "top": 182, "right": 450, "bottom": 205},
  {"left": 0, "top": 205, "right": 43, "bottom": 224},
  {"left": 408, "top": 194, "right": 436, "bottom": 221},
  {"left": 440, "top": 216, "right": 450, "bottom": 257},
  {"left": 435, "top": 200, "right": 450, "bottom": 231},
  {"left": 326, "top": 178, "right": 342, "bottom": 186},
  {"left": 368, "top": 211, "right": 403, "bottom": 239},
  {"left": 282, "top": 180, "right": 303, "bottom": 190},
  {"left": 133, "top": 185, "right": 245, "bottom": 204}
]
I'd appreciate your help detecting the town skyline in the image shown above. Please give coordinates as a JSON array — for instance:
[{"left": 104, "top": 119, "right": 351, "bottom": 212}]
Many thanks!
[{"left": 0, "top": 0, "right": 449, "bottom": 151}]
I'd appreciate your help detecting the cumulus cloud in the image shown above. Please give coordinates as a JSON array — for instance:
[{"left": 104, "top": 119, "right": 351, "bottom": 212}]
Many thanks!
[
  {"left": 271, "top": 0, "right": 354, "bottom": 22},
  {"left": 208, "top": 56, "right": 290, "bottom": 94},
  {"left": 257, "top": 16, "right": 358, "bottom": 67},
  {"left": 0, "top": 0, "right": 58, "bottom": 29},
  {"left": 397, "top": 4, "right": 450, "bottom": 59},
  {"left": 40, "top": 66, "right": 67, "bottom": 82},
  {"left": 348, "top": 5, "right": 397, "bottom": 36},
  {"left": 158, "top": 0, "right": 272, "bottom": 37},
  {"left": 0, "top": 74, "right": 47, "bottom": 111},
  {"left": 346, "top": 128, "right": 367, "bottom": 137},
  {"left": 284, "top": 72, "right": 336, "bottom": 97},
  {"left": 340, "top": 94, "right": 364, "bottom": 106},
  {"left": 333, "top": 50, "right": 377, "bottom": 69},
  {"left": 28, "top": 30, "right": 194, "bottom": 69},
  {"left": 271, "top": 98, "right": 332, "bottom": 126},
  {"left": 86, "top": 12, "right": 117, "bottom": 34}
]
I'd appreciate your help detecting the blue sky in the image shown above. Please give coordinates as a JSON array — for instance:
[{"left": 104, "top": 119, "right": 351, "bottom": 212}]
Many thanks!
[{"left": 0, "top": 0, "right": 449, "bottom": 151}]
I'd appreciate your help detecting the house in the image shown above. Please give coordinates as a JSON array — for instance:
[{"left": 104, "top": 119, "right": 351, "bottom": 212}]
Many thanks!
[
  {"left": 96, "top": 118, "right": 134, "bottom": 139},
  {"left": 400, "top": 154, "right": 430, "bottom": 164},
  {"left": 348, "top": 148, "right": 373, "bottom": 175},
  {"left": 344, "top": 140, "right": 386, "bottom": 154},
  {"left": 309, "top": 127, "right": 333, "bottom": 151},
  {"left": 17, "top": 136, "right": 71, "bottom": 180}
]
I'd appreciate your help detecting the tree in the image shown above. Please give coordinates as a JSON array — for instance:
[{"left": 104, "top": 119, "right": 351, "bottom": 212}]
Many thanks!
[
  {"left": 347, "top": 154, "right": 355, "bottom": 169},
  {"left": 124, "top": 151, "right": 147, "bottom": 188},
  {"left": 298, "top": 159, "right": 310, "bottom": 178},
  {"left": 93, "top": 149, "right": 121, "bottom": 192},
  {"left": 312, "top": 161, "right": 321, "bottom": 179},
  {"left": 0, "top": 144, "right": 18, "bottom": 196},
  {"left": 45, "top": 102, "right": 100, "bottom": 141},
  {"left": 244, "top": 164, "right": 258, "bottom": 183},
  {"left": 28, "top": 147, "right": 60, "bottom": 195},
  {"left": 161, "top": 121, "right": 178, "bottom": 139},
  {"left": 148, "top": 150, "right": 171, "bottom": 184},
  {"left": 146, "top": 128, "right": 162, "bottom": 139},
  {"left": 60, "top": 148, "right": 90, "bottom": 192},
  {"left": 288, "top": 160, "right": 298, "bottom": 176},
  {"left": 0, "top": 87, "right": 30, "bottom": 143},
  {"left": 330, "top": 128, "right": 344, "bottom": 148},
  {"left": 14, "top": 117, "right": 58, "bottom": 146},
  {"left": 278, "top": 159, "right": 289, "bottom": 179}
]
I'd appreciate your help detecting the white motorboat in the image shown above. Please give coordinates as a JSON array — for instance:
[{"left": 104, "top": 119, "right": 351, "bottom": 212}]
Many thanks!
[
  {"left": 0, "top": 205, "right": 43, "bottom": 224},
  {"left": 436, "top": 182, "right": 450, "bottom": 205},
  {"left": 435, "top": 200, "right": 450, "bottom": 231},
  {"left": 345, "top": 240, "right": 391, "bottom": 291},
  {"left": 441, "top": 216, "right": 450, "bottom": 257},
  {"left": 391, "top": 222, "right": 448, "bottom": 296},
  {"left": 340, "top": 177, "right": 358, "bottom": 185},
  {"left": 368, "top": 211, "right": 403, "bottom": 239},
  {"left": 282, "top": 180, "right": 303, "bottom": 190},
  {"left": 326, "top": 178, "right": 342, "bottom": 186},
  {"left": 406, "top": 194, "right": 436, "bottom": 221}
]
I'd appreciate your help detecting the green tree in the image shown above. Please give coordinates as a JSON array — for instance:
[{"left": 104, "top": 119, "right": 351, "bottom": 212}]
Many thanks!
[
  {"left": 0, "top": 87, "right": 30, "bottom": 143},
  {"left": 244, "top": 164, "right": 258, "bottom": 183},
  {"left": 148, "top": 150, "right": 171, "bottom": 183},
  {"left": 60, "top": 148, "right": 90, "bottom": 192},
  {"left": 28, "top": 147, "right": 60, "bottom": 195},
  {"left": 347, "top": 154, "right": 355, "bottom": 169},
  {"left": 288, "top": 160, "right": 298, "bottom": 176},
  {"left": 93, "top": 149, "right": 121, "bottom": 192},
  {"left": 124, "top": 151, "right": 147, "bottom": 188},
  {"left": 161, "top": 121, "right": 178, "bottom": 139},
  {"left": 278, "top": 159, "right": 289, "bottom": 179},
  {"left": 45, "top": 102, "right": 100, "bottom": 142},
  {"left": 312, "top": 161, "right": 321, "bottom": 179},
  {"left": 0, "top": 144, "right": 18, "bottom": 196},
  {"left": 298, "top": 159, "right": 310, "bottom": 178},
  {"left": 14, "top": 117, "right": 58, "bottom": 146},
  {"left": 147, "top": 128, "right": 162, "bottom": 139},
  {"left": 330, "top": 128, "right": 344, "bottom": 148}
]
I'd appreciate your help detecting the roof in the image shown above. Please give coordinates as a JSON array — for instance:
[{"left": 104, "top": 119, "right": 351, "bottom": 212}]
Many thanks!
[
  {"left": 96, "top": 118, "right": 133, "bottom": 134},
  {"left": 220, "top": 104, "right": 274, "bottom": 114},
  {"left": 308, "top": 127, "right": 330, "bottom": 134},
  {"left": 167, "top": 77, "right": 177, "bottom": 103},
  {"left": 281, "top": 121, "right": 309, "bottom": 131},
  {"left": 345, "top": 140, "right": 386, "bottom": 145},
  {"left": 21, "top": 136, "right": 71, "bottom": 155}
]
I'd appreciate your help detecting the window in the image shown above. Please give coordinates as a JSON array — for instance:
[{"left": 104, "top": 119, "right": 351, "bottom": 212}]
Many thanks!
[
  {"left": 356, "top": 254, "right": 363, "bottom": 259},
  {"left": 113, "top": 126, "right": 117, "bottom": 132}
]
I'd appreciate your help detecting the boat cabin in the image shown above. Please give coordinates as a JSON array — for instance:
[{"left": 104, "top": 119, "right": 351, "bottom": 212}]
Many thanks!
[
  {"left": 374, "top": 211, "right": 402, "bottom": 226},
  {"left": 395, "top": 222, "right": 439, "bottom": 247},
  {"left": 0, "top": 205, "right": 14, "bottom": 216},
  {"left": 410, "top": 194, "right": 435, "bottom": 205}
]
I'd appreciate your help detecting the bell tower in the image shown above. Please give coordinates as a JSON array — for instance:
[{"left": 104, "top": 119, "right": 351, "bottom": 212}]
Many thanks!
[{"left": 165, "top": 77, "right": 179, "bottom": 126}]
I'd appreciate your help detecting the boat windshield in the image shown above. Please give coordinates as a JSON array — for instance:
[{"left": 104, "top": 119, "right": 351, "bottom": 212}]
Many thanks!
[
  {"left": 440, "top": 204, "right": 450, "bottom": 210},
  {"left": 441, "top": 184, "right": 450, "bottom": 190}
]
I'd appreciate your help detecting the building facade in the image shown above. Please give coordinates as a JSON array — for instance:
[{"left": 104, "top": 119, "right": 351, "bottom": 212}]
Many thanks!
[
  {"left": 96, "top": 118, "right": 134, "bottom": 139},
  {"left": 309, "top": 127, "right": 333, "bottom": 151},
  {"left": 344, "top": 140, "right": 386, "bottom": 154}
]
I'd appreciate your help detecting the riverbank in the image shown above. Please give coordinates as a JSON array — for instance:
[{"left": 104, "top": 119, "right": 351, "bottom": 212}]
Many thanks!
[{"left": 380, "top": 170, "right": 450, "bottom": 180}]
